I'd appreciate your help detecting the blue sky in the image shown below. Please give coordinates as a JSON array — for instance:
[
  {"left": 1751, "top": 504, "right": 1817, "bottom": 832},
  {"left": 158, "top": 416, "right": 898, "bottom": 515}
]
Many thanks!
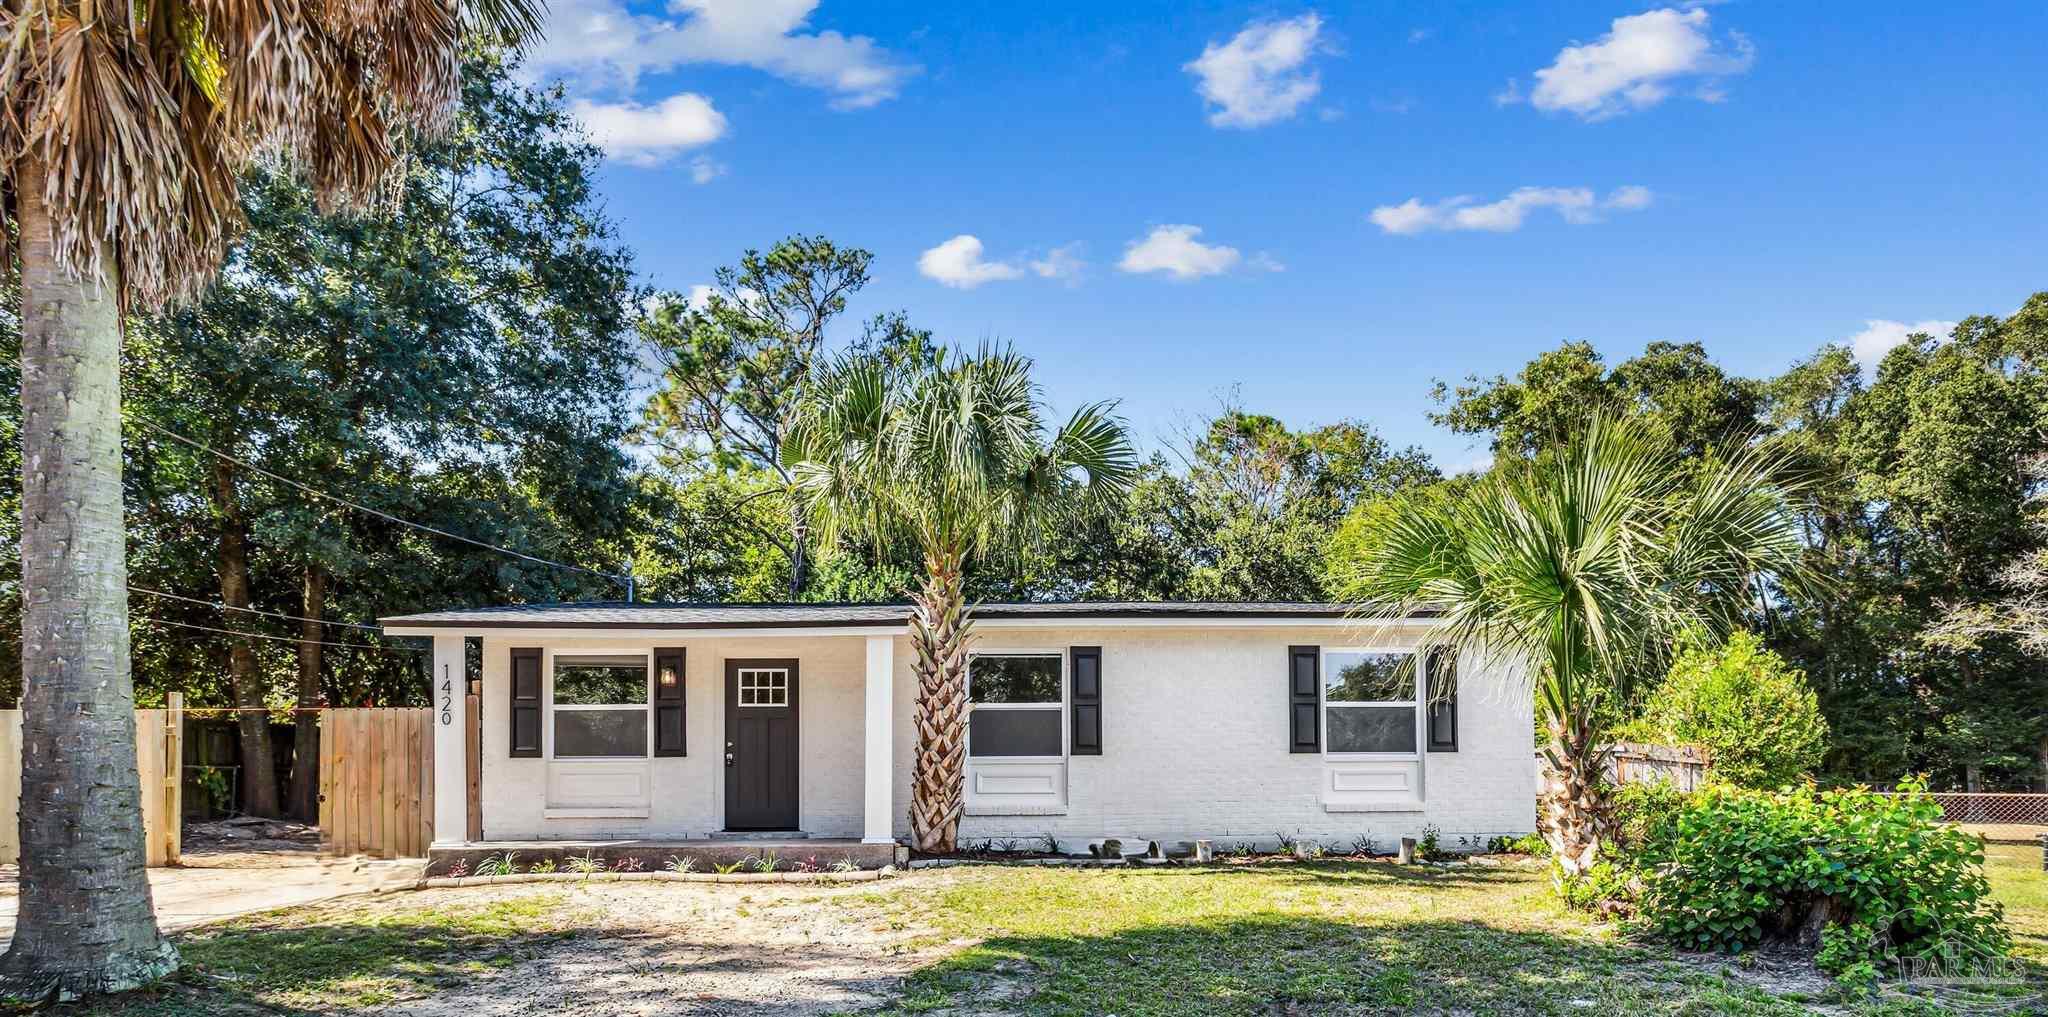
[{"left": 526, "top": 1, "right": 2048, "bottom": 469}]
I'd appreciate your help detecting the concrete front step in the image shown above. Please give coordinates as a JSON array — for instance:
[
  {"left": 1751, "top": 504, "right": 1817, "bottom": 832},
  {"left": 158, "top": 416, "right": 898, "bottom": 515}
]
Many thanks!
[{"left": 426, "top": 839, "right": 902, "bottom": 877}]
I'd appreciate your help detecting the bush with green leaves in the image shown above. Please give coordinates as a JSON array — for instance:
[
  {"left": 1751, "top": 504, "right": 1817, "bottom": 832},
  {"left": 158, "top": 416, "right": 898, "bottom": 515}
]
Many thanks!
[
  {"left": 1635, "top": 778, "right": 2008, "bottom": 972},
  {"left": 1628, "top": 631, "right": 1828, "bottom": 788}
]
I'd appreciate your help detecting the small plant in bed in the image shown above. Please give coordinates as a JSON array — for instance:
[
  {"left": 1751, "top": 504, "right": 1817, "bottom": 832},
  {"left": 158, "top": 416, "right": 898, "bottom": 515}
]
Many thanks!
[
  {"left": 563, "top": 852, "right": 605, "bottom": 874},
  {"left": 663, "top": 855, "right": 697, "bottom": 874},
  {"left": 473, "top": 853, "right": 519, "bottom": 877},
  {"left": 714, "top": 859, "right": 747, "bottom": 875},
  {"left": 748, "top": 852, "right": 780, "bottom": 873},
  {"left": 528, "top": 857, "right": 558, "bottom": 874},
  {"left": 830, "top": 859, "right": 861, "bottom": 873},
  {"left": 613, "top": 856, "right": 647, "bottom": 873}
]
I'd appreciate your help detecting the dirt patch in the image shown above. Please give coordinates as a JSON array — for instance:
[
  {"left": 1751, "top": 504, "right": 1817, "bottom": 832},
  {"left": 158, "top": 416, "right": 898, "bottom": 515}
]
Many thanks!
[
  {"left": 182, "top": 817, "right": 323, "bottom": 859},
  {"left": 367, "top": 878, "right": 959, "bottom": 1017}
]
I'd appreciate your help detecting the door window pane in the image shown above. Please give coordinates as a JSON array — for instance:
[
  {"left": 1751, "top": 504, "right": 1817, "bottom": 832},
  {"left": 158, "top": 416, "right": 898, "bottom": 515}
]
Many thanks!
[
  {"left": 1327, "top": 705, "right": 1416, "bottom": 753},
  {"left": 970, "top": 655, "right": 1062, "bottom": 704},
  {"left": 738, "top": 669, "right": 789, "bottom": 707},
  {"left": 554, "top": 710, "right": 648, "bottom": 757}
]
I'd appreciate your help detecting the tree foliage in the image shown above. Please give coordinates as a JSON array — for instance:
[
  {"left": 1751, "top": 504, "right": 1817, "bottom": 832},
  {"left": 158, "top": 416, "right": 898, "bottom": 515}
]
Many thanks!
[{"left": 1627, "top": 631, "right": 1829, "bottom": 789}]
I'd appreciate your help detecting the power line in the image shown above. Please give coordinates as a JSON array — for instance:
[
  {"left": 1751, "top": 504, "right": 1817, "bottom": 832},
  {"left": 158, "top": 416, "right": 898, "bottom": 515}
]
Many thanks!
[
  {"left": 136, "top": 616, "right": 427, "bottom": 653},
  {"left": 128, "top": 416, "right": 636, "bottom": 597},
  {"left": 130, "top": 586, "right": 384, "bottom": 632}
]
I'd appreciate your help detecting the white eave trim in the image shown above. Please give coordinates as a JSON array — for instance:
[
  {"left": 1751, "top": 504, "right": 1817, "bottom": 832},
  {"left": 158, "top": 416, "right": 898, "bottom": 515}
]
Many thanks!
[
  {"left": 381, "top": 615, "right": 1446, "bottom": 639},
  {"left": 380, "top": 624, "right": 911, "bottom": 640}
]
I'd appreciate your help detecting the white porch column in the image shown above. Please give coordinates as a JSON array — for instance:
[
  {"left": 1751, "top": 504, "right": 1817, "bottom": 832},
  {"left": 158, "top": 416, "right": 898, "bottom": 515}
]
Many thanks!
[
  {"left": 430, "top": 634, "right": 468, "bottom": 846},
  {"left": 862, "top": 634, "right": 895, "bottom": 844}
]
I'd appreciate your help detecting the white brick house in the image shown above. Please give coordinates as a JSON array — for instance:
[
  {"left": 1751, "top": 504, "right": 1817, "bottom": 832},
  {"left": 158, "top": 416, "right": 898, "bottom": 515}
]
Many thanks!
[{"left": 379, "top": 602, "right": 1535, "bottom": 862}]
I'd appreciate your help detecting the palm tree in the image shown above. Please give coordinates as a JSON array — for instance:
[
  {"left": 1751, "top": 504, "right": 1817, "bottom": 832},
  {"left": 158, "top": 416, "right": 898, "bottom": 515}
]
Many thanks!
[
  {"left": 1339, "top": 415, "right": 1812, "bottom": 876},
  {"left": 0, "top": 0, "right": 540, "bottom": 999},
  {"left": 784, "top": 347, "right": 1137, "bottom": 853}
]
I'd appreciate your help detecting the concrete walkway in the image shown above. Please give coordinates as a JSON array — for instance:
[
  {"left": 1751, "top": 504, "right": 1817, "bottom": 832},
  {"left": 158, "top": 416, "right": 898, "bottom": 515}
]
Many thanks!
[{"left": 0, "top": 850, "right": 425, "bottom": 947}]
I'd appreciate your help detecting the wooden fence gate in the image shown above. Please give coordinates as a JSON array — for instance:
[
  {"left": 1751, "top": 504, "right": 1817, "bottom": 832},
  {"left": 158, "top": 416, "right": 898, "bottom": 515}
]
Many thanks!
[{"left": 318, "top": 708, "right": 434, "bottom": 859}]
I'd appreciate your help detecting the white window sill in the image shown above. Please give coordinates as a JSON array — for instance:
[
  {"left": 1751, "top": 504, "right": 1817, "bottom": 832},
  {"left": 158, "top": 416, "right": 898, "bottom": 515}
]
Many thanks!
[
  {"left": 543, "top": 807, "right": 650, "bottom": 820},
  {"left": 966, "top": 804, "right": 1069, "bottom": 817},
  {"left": 1323, "top": 800, "right": 1425, "bottom": 814}
]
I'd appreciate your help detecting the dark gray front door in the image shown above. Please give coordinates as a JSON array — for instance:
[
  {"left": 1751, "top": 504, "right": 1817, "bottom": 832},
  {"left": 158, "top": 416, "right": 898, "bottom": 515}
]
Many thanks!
[{"left": 724, "top": 659, "right": 799, "bottom": 830}]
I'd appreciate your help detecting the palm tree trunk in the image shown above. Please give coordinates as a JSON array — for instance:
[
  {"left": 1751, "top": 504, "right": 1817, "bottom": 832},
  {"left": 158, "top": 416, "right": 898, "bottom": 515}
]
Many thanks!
[
  {"left": 287, "top": 563, "right": 327, "bottom": 821},
  {"left": 1539, "top": 700, "right": 1610, "bottom": 877},
  {"left": 0, "top": 162, "right": 178, "bottom": 1001},
  {"left": 210, "top": 453, "right": 281, "bottom": 817},
  {"left": 907, "top": 543, "right": 969, "bottom": 853},
  {"left": 787, "top": 499, "right": 810, "bottom": 600}
]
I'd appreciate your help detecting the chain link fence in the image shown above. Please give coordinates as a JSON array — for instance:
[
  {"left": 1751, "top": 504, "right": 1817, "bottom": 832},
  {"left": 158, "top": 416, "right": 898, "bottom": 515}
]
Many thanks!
[{"left": 1897, "top": 793, "right": 2048, "bottom": 827}]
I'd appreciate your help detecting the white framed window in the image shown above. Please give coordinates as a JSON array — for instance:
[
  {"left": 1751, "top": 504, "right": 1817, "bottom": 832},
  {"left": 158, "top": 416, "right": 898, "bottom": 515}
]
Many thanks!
[
  {"left": 736, "top": 667, "right": 789, "bottom": 707},
  {"left": 548, "top": 652, "right": 651, "bottom": 759},
  {"left": 1321, "top": 649, "right": 1420, "bottom": 757},
  {"left": 966, "top": 651, "right": 1065, "bottom": 759}
]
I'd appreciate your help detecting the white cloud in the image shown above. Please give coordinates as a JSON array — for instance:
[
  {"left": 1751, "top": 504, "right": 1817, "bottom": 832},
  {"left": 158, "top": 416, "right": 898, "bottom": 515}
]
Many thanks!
[
  {"left": 570, "top": 93, "right": 728, "bottom": 166},
  {"left": 688, "top": 155, "right": 728, "bottom": 184},
  {"left": 1184, "top": 13, "right": 1328, "bottom": 128},
  {"left": 1845, "top": 319, "right": 1956, "bottom": 372},
  {"left": 918, "top": 235, "right": 1025, "bottom": 289},
  {"left": 529, "top": 0, "right": 918, "bottom": 111},
  {"left": 1604, "top": 184, "right": 1654, "bottom": 211},
  {"left": 1118, "top": 225, "right": 1242, "bottom": 280},
  {"left": 1520, "top": 8, "right": 1754, "bottom": 120},
  {"left": 1029, "top": 243, "right": 1086, "bottom": 285},
  {"left": 1492, "top": 78, "right": 1523, "bottom": 107},
  {"left": 1369, "top": 185, "right": 1653, "bottom": 235}
]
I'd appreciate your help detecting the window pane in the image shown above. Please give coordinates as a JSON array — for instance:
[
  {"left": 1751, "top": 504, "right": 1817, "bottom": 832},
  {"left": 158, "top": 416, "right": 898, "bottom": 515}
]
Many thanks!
[
  {"left": 969, "top": 708, "right": 1062, "bottom": 756},
  {"left": 553, "top": 659, "right": 646, "bottom": 705},
  {"left": 554, "top": 710, "right": 647, "bottom": 757},
  {"left": 1324, "top": 651, "right": 1413, "bottom": 703},
  {"left": 1328, "top": 705, "right": 1416, "bottom": 753},
  {"left": 969, "top": 655, "right": 1061, "bottom": 704}
]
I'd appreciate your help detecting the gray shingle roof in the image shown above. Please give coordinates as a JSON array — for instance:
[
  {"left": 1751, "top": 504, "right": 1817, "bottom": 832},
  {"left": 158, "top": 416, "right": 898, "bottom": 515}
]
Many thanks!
[{"left": 379, "top": 600, "right": 1401, "bottom": 631}]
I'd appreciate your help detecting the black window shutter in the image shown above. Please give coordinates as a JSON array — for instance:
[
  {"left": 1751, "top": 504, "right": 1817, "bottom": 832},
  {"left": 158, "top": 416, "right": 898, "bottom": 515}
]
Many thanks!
[
  {"left": 1288, "top": 645, "right": 1320, "bottom": 753},
  {"left": 1427, "top": 647, "right": 1459, "bottom": 752},
  {"left": 510, "top": 647, "right": 542, "bottom": 757},
  {"left": 1070, "top": 646, "right": 1102, "bottom": 755},
  {"left": 654, "top": 647, "right": 687, "bottom": 756}
]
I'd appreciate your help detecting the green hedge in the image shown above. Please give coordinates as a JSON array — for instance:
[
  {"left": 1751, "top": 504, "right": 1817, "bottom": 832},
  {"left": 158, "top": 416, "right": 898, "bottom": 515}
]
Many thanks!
[{"left": 1624, "top": 777, "right": 2008, "bottom": 973}]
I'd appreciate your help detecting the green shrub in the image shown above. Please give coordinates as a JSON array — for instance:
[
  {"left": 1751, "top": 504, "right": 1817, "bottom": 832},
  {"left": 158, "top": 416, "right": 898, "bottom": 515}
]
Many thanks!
[
  {"left": 1629, "top": 631, "right": 1828, "bottom": 788},
  {"left": 1558, "top": 860, "right": 1635, "bottom": 913},
  {"left": 1611, "top": 779, "right": 1687, "bottom": 862},
  {"left": 1636, "top": 777, "right": 2008, "bottom": 971}
]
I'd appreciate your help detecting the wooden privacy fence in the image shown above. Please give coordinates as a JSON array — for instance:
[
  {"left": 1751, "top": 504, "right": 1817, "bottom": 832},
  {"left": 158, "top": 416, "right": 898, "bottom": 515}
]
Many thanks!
[
  {"left": 318, "top": 708, "right": 434, "bottom": 859},
  {"left": 0, "top": 697, "right": 184, "bottom": 867},
  {"left": 1535, "top": 742, "right": 1710, "bottom": 795}
]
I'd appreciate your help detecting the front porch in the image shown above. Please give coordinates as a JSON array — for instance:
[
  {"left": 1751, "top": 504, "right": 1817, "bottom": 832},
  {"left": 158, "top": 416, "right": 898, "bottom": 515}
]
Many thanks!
[
  {"left": 426, "top": 837, "right": 903, "bottom": 876},
  {"left": 396, "top": 624, "right": 905, "bottom": 850}
]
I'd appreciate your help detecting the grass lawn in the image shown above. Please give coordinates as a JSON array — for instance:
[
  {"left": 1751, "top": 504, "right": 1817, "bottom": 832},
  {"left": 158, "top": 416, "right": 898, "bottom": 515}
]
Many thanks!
[
  {"left": 48, "top": 892, "right": 587, "bottom": 1016},
  {"left": 42, "top": 844, "right": 2048, "bottom": 1016}
]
